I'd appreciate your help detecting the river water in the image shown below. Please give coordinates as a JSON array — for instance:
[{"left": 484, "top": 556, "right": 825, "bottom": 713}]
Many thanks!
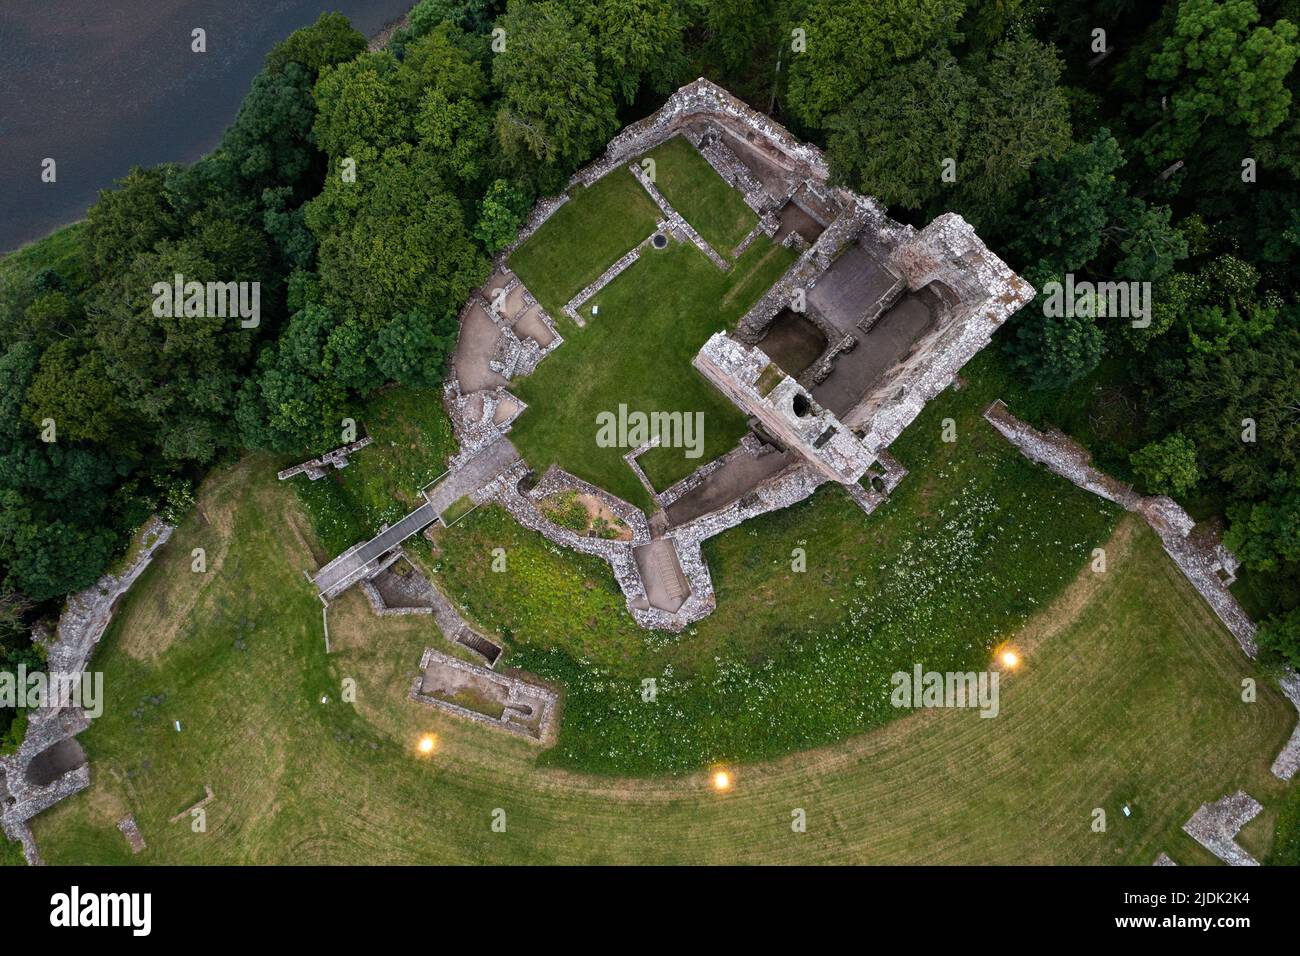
[{"left": 0, "top": 1, "right": 414, "bottom": 252}]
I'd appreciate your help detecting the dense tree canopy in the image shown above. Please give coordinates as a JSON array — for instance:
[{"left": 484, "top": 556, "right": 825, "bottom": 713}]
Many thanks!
[{"left": 2, "top": 0, "right": 1297, "bottom": 677}]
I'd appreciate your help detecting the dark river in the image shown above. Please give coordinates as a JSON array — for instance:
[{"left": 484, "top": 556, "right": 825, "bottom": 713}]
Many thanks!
[{"left": 0, "top": 1, "right": 414, "bottom": 252}]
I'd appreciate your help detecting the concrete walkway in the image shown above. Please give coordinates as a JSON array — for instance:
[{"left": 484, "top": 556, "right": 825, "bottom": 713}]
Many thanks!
[{"left": 313, "top": 438, "right": 520, "bottom": 598}]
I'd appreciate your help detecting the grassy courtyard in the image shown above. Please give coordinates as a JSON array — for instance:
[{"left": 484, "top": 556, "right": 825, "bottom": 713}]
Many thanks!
[
  {"left": 26, "top": 450, "right": 1297, "bottom": 864},
  {"left": 507, "top": 170, "right": 660, "bottom": 318},
  {"left": 510, "top": 238, "right": 796, "bottom": 510},
  {"left": 642, "top": 135, "right": 759, "bottom": 256}
]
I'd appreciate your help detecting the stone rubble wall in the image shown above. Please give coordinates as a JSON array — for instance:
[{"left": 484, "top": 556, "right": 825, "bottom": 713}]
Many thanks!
[
  {"left": 1272, "top": 670, "right": 1300, "bottom": 780},
  {"left": 692, "top": 129, "right": 772, "bottom": 214},
  {"left": 360, "top": 579, "right": 433, "bottom": 617},
  {"left": 277, "top": 437, "right": 373, "bottom": 481},
  {"left": 1182, "top": 791, "right": 1262, "bottom": 866},
  {"left": 844, "top": 451, "right": 910, "bottom": 516},
  {"left": 116, "top": 814, "right": 146, "bottom": 854},
  {"left": 695, "top": 332, "right": 876, "bottom": 484},
  {"left": 735, "top": 194, "right": 882, "bottom": 344},
  {"left": 496, "top": 77, "right": 827, "bottom": 269},
  {"left": 530, "top": 465, "right": 652, "bottom": 543},
  {"left": 622, "top": 436, "right": 663, "bottom": 505},
  {"left": 984, "top": 398, "right": 1300, "bottom": 780},
  {"left": 629, "top": 163, "right": 730, "bottom": 270},
  {"left": 488, "top": 461, "right": 713, "bottom": 630},
  {"left": 498, "top": 193, "right": 569, "bottom": 261},
  {"left": 563, "top": 224, "right": 661, "bottom": 326},
  {"left": 656, "top": 434, "right": 768, "bottom": 510},
  {"left": 848, "top": 214, "right": 1036, "bottom": 447},
  {"left": 575, "top": 78, "right": 830, "bottom": 190},
  {"left": 1, "top": 518, "right": 175, "bottom": 863}
]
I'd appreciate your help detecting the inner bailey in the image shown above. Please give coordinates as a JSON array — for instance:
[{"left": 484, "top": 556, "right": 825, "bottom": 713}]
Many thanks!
[{"left": 436, "top": 78, "right": 1032, "bottom": 633}]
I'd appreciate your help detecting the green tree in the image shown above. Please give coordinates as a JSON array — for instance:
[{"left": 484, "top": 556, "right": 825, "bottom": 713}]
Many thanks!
[
  {"left": 264, "top": 11, "right": 367, "bottom": 79},
  {"left": 1004, "top": 129, "right": 1187, "bottom": 285},
  {"left": 306, "top": 147, "right": 487, "bottom": 330},
  {"left": 1256, "top": 607, "right": 1300, "bottom": 668},
  {"left": 826, "top": 50, "right": 976, "bottom": 209},
  {"left": 1145, "top": 0, "right": 1300, "bottom": 162},
  {"left": 579, "top": 0, "right": 689, "bottom": 102},
  {"left": 1130, "top": 432, "right": 1200, "bottom": 496},
  {"left": 784, "top": 0, "right": 967, "bottom": 128},
  {"left": 1007, "top": 268, "right": 1107, "bottom": 390},
  {"left": 22, "top": 340, "right": 132, "bottom": 447},
  {"left": 312, "top": 52, "right": 411, "bottom": 161},
  {"left": 83, "top": 166, "right": 180, "bottom": 283},
  {"left": 473, "top": 178, "right": 531, "bottom": 252},
  {"left": 1224, "top": 476, "right": 1300, "bottom": 571},
  {"left": 956, "top": 33, "right": 1073, "bottom": 221},
  {"left": 370, "top": 309, "right": 459, "bottom": 387},
  {"left": 491, "top": 0, "right": 619, "bottom": 168}
]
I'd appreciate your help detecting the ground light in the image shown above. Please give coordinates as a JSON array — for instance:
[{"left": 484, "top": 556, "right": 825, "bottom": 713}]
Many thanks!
[
  {"left": 711, "top": 769, "right": 733, "bottom": 792},
  {"left": 417, "top": 734, "right": 438, "bottom": 756},
  {"left": 1000, "top": 649, "right": 1020, "bottom": 669}
]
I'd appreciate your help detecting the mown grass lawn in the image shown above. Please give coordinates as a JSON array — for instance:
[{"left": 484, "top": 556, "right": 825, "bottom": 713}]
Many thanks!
[
  {"left": 510, "top": 238, "right": 796, "bottom": 511},
  {"left": 642, "top": 135, "right": 758, "bottom": 256},
  {"left": 27, "top": 452, "right": 1297, "bottom": 864},
  {"left": 508, "top": 170, "right": 660, "bottom": 319}
]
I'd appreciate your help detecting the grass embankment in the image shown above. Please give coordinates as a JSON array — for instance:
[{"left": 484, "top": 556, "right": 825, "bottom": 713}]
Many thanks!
[
  {"left": 444, "top": 352, "right": 1129, "bottom": 771},
  {"left": 290, "top": 387, "right": 457, "bottom": 557},
  {"left": 508, "top": 171, "right": 660, "bottom": 318},
  {"left": 642, "top": 135, "right": 758, "bottom": 256},
  {"left": 29, "top": 454, "right": 1296, "bottom": 863},
  {"left": 0, "top": 222, "right": 89, "bottom": 292},
  {"left": 511, "top": 239, "right": 796, "bottom": 509}
]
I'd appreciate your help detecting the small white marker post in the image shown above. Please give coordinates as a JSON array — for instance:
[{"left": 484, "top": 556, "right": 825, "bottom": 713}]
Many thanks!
[{"left": 174, "top": 720, "right": 182, "bottom": 732}]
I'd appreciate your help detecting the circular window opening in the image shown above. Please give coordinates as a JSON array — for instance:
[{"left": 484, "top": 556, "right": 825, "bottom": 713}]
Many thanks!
[
  {"left": 651, "top": 232, "right": 668, "bottom": 249},
  {"left": 791, "top": 393, "right": 811, "bottom": 417}
]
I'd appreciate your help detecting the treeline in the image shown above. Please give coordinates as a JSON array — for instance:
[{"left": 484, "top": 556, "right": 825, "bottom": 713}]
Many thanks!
[{"left": 0, "top": 0, "right": 1297, "bottom": 694}]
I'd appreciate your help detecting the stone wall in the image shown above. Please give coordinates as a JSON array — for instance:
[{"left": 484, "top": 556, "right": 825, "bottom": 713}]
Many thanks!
[
  {"left": 277, "top": 437, "right": 373, "bottom": 481},
  {"left": 1, "top": 517, "right": 175, "bottom": 863},
  {"left": 984, "top": 398, "right": 1300, "bottom": 780},
  {"left": 410, "top": 647, "right": 558, "bottom": 742},
  {"left": 694, "top": 332, "right": 875, "bottom": 484}
]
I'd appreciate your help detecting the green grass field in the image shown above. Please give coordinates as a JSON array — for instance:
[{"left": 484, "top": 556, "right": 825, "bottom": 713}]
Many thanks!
[
  {"left": 27, "top": 455, "right": 1297, "bottom": 864},
  {"left": 508, "top": 171, "right": 660, "bottom": 318},
  {"left": 642, "top": 136, "right": 758, "bottom": 256},
  {"left": 510, "top": 238, "right": 796, "bottom": 510}
]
